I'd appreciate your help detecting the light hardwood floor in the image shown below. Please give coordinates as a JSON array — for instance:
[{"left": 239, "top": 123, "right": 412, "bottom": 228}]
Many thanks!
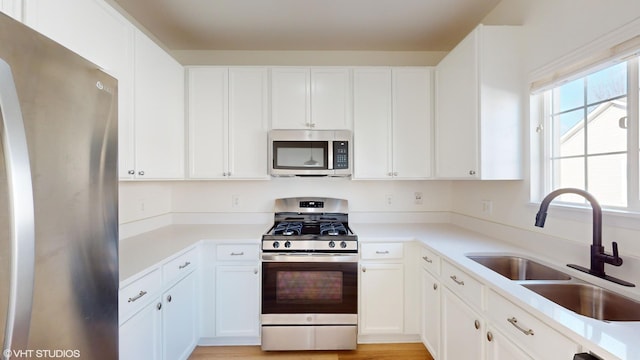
[{"left": 189, "top": 343, "right": 434, "bottom": 360}]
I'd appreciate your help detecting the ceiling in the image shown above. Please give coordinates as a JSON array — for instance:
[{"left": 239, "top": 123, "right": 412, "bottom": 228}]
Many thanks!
[{"left": 111, "top": 0, "right": 502, "bottom": 51}]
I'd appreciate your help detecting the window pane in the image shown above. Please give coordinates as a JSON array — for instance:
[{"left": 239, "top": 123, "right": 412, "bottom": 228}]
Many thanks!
[
  {"left": 553, "top": 78, "right": 583, "bottom": 112},
  {"left": 553, "top": 109, "right": 584, "bottom": 157},
  {"left": 588, "top": 154, "right": 627, "bottom": 207},
  {"left": 586, "top": 99, "right": 627, "bottom": 154},
  {"left": 553, "top": 157, "right": 585, "bottom": 201},
  {"left": 586, "top": 62, "right": 626, "bottom": 105}
]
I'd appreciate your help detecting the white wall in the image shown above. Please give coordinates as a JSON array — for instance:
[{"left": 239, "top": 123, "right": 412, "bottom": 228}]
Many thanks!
[{"left": 451, "top": 0, "right": 640, "bottom": 260}]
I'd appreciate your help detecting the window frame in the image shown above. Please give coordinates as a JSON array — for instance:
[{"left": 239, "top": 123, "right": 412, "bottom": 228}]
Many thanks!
[{"left": 534, "top": 56, "right": 640, "bottom": 213}]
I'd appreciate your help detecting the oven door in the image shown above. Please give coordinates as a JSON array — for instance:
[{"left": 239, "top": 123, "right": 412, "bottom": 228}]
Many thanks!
[{"left": 261, "top": 256, "right": 357, "bottom": 315}]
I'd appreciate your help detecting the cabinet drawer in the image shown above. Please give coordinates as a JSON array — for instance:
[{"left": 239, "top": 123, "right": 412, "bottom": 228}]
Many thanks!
[
  {"left": 420, "top": 246, "right": 440, "bottom": 275},
  {"left": 216, "top": 244, "right": 259, "bottom": 261},
  {"left": 163, "top": 247, "right": 198, "bottom": 285},
  {"left": 119, "top": 268, "right": 161, "bottom": 320},
  {"left": 360, "top": 242, "right": 403, "bottom": 260},
  {"left": 487, "top": 290, "right": 579, "bottom": 359},
  {"left": 442, "top": 260, "right": 484, "bottom": 311}
]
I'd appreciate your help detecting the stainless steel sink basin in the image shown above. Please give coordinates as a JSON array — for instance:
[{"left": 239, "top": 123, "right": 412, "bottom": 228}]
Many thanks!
[
  {"left": 523, "top": 283, "right": 640, "bottom": 321},
  {"left": 468, "top": 255, "right": 571, "bottom": 281}
]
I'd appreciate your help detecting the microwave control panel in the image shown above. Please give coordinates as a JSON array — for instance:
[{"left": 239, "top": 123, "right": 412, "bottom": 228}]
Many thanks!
[{"left": 333, "top": 141, "right": 349, "bottom": 169}]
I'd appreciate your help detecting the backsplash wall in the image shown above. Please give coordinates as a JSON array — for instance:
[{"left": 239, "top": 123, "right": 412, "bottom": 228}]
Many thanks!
[{"left": 119, "top": 179, "right": 453, "bottom": 224}]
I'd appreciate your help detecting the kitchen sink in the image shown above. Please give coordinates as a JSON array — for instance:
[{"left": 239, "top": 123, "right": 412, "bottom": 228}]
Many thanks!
[
  {"left": 467, "top": 255, "right": 571, "bottom": 281},
  {"left": 523, "top": 283, "right": 640, "bottom": 321}
]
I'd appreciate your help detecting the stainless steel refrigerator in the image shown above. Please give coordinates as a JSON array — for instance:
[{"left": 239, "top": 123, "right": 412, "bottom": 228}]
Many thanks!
[{"left": 0, "top": 13, "right": 118, "bottom": 359}]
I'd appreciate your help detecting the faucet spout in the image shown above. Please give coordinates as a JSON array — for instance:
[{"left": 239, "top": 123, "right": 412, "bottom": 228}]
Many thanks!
[
  {"left": 535, "top": 188, "right": 602, "bottom": 247},
  {"left": 534, "top": 188, "right": 634, "bottom": 287}
]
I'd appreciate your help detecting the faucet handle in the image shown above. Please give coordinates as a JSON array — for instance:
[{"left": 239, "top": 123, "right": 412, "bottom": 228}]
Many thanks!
[{"left": 611, "top": 242, "right": 623, "bottom": 266}]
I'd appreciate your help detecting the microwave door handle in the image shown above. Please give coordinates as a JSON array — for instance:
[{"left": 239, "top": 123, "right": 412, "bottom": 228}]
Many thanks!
[{"left": 328, "top": 142, "right": 334, "bottom": 171}]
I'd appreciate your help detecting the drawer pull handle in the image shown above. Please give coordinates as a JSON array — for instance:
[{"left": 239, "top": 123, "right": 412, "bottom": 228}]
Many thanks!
[
  {"left": 450, "top": 275, "right": 464, "bottom": 285},
  {"left": 507, "top": 317, "right": 535, "bottom": 336},
  {"left": 178, "top": 261, "right": 191, "bottom": 269},
  {"left": 128, "top": 290, "right": 147, "bottom": 303},
  {"left": 422, "top": 256, "right": 433, "bottom": 263},
  {"left": 376, "top": 250, "right": 389, "bottom": 255},
  {"left": 231, "top": 252, "right": 244, "bottom": 256}
]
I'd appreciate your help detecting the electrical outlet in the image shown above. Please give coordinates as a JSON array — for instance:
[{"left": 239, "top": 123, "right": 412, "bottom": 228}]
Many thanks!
[
  {"left": 481, "top": 200, "right": 493, "bottom": 215},
  {"left": 414, "top": 192, "right": 423, "bottom": 205},
  {"left": 232, "top": 195, "right": 240, "bottom": 207},
  {"left": 385, "top": 194, "right": 393, "bottom": 206}
]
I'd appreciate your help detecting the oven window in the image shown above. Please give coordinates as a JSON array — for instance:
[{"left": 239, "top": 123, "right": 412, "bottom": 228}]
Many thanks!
[
  {"left": 273, "top": 141, "right": 328, "bottom": 169},
  {"left": 276, "top": 271, "right": 342, "bottom": 303},
  {"left": 262, "top": 262, "right": 357, "bottom": 314}
]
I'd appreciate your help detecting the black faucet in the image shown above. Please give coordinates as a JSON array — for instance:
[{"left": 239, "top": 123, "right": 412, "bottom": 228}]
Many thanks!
[{"left": 535, "top": 188, "right": 635, "bottom": 287}]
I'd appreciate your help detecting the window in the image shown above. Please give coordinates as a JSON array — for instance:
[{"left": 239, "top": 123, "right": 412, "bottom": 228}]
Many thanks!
[{"left": 537, "top": 56, "right": 640, "bottom": 210}]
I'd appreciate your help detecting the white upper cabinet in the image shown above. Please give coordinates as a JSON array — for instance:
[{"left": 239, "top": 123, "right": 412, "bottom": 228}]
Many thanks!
[
  {"left": 130, "top": 29, "right": 185, "bottom": 179},
  {"left": 435, "top": 24, "right": 523, "bottom": 180},
  {"left": 271, "top": 67, "right": 351, "bottom": 130},
  {"left": 353, "top": 67, "right": 432, "bottom": 180},
  {"left": 187, "top": 67, "right": 269, "bottom": 179}
]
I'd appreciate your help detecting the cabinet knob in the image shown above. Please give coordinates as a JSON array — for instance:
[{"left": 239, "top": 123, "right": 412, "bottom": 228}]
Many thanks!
[
  {"left": 474, "top": 319, "right": 480, "bottom": 330},
  {"left": 387, "top": 172, "right": 393, "bottom": 177},
  {"left": 156, "top": 302, "right": 162, "bottom": 310},
  {"left": 486, "top": 331, "right": 494, "bottom": 342},
  {"left": 254, "top": 268, "right": 259, "bottom": 275},
  {"left": 433, "top": 283, "right": 438, "bottom": 291},
  {"left": 469, "top": 170, "right": 476, "bottom": 175},
  {"left": 127, "top": 170, "right": 135, "bottom": 175},
  {"left": 138, "top": 171, "right": 145, "bottom": 176},
  {"left": 362, "top": 267, "right": 366, "bottom": 273},
  {"left": 166, "top": 294, "right": 172, "bottom": 303},
  {"left": 393, "top": 172, "right": 398, "bottom": 176}
]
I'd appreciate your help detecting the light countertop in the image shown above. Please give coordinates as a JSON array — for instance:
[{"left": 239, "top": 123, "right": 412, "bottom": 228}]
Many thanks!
[{"left": 120, "top": 222, "right": 639, "bottom": 359}]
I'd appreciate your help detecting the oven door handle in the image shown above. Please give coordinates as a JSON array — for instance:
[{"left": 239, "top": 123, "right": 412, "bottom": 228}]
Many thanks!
[{"left": 261, "top": 253, "right": 358, "bottom": 262}]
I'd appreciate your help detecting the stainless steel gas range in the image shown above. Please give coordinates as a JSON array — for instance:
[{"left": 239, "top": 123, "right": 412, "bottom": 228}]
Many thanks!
[{"left": 261, "top": 197, "right": 358, "bottom": 351}]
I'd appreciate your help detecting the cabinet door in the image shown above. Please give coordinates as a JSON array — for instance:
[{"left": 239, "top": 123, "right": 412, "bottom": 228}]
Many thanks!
[
  {"left": 486, "top": 327, "right": 532, "bottom": 360},
  {"left": 442, "top": 288, "right": 484, "bottom": 360},
  {"left": 353, "top": 68, "right": 393, "bottom": 179},
  {"left": 271, "top": 67, "right": 310, "bottom": 129},
  {"left": 162, "top": 272, "right": 197, "bottom": 360},
  {"left": 311, "top": 68, "right": 351, "bottom": 129},
  {"left": 228, "top": 67, "right": 269, "bottom": 178},
  {"left": 133, "top": 30, "right": 185, "bottom": 179},
  {"left": 435, "top": 28, "right": 479, "bottom": 179},
  {"left": 119, "top": 299, "right": 162, "bottom": 360},
  {"left": 392, "top": 68, "right": 432, "bottom": 179},
  {"left": 359, "top": 262, "right": 404, "bottom": 334},
  {"left": 421, "top": 268, "right": 440, "bottom": 359},
  {"left": 187, "top": 67, "right": 228, "bottom": 178},
  {"left": 215, "top": 265, "right": 260, "bottom": 337}
]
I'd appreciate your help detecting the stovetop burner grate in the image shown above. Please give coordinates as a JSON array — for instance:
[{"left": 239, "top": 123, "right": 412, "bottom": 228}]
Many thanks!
[
  {"left": 273, "top": 222, "right": 303, "bottom": 236},
  {"left": 320, "top": 222, "right": 347, "bottom": 236}
]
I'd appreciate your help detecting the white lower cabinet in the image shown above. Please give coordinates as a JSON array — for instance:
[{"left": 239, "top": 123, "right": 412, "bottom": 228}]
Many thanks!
[
  {"left": 420, "top": 267, "right": 440, "bottom": 359},
  {"left": 359, "top": 262, "right": 404, "bottom": 335},
  {"left": 441, "top": 287, "right": 484, "bottom": 360},
  {"left": 212, "top": 243, "right": 261, "bottom": 342},
  {"left": 120, "top": 271, "right": 196, "bottom": 360},
  {"left": 120, "top": 297, "right": 162, "bottom": 360},
  {"left": 215, "top": 265, "right": 260, "bottom": 337},
  {"left": 359, "top": 242, "right": 405, "bottom": 336},
  {"left": 486, "top": 326, "right": 532, "bottom": 360},
  {"left": 162, "top": 272, "right": 198, "bottom": 360}
]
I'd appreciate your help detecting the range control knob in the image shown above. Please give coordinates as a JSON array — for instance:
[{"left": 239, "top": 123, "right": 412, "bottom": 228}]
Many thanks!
[
  {"left": 284, "top": 241, "right": 292, "bottom": 248},
  {"left": 329, "top": 241, "right": 336, "bottom": 248},
  {"left": 340, "top": 241, "right": 348, "bottom": 249},
  {"left": 272, "top": 241, "right": 280, "bottom": 249}
]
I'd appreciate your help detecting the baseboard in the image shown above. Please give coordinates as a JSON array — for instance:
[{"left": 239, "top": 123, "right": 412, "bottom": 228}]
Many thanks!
[
  {"left": 357, "top": 334, "right": 421, "bottom": 344},
  {"left": 197, "top": 337, "right": 261, "bottom": 346}
]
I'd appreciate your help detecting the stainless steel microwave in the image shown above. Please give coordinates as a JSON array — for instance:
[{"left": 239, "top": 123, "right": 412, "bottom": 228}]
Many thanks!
[{"left": 269, "top": 130, "right": 352, "bottom": 177}]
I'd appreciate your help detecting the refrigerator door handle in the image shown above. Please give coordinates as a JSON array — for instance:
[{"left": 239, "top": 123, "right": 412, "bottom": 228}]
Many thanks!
[{"left": 0, "top": 58, "right": 35, "bottom": 358}]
